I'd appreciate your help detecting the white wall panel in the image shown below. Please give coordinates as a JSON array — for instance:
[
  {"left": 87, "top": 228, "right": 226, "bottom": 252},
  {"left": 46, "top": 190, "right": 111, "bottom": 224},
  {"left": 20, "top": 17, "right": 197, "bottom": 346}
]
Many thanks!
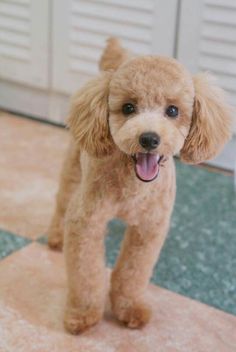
[
  {"left": 178, "top": 0, "right": 236, "bottom": 131},
  {"left": 52, "top": 0, "right": 178, "bottom": 94},
  {"left": 0, "top": 0, "right": 49, "bottom": 88}
]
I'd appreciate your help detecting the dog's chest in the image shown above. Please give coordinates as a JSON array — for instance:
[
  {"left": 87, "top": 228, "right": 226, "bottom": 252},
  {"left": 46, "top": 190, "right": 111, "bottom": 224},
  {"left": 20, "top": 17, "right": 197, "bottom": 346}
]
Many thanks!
[
  {"left": 116, "top": 161, "right": 176, "bottom": 225},
  {"left": 89, "top": 154, "right": 176, "bottom": 225}
]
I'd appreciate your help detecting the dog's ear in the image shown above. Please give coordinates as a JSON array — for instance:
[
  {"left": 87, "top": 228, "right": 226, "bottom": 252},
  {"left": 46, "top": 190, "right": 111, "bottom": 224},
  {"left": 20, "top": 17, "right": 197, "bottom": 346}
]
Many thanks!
[
  {"left": 180, "top": 73, "right": 232, "bottom": 164},
  {"left": 68, "top": 72, "right": 115, "bottom": 157},
  {"left": 99, "top": 37, "right": 132, "bottom": 71}
]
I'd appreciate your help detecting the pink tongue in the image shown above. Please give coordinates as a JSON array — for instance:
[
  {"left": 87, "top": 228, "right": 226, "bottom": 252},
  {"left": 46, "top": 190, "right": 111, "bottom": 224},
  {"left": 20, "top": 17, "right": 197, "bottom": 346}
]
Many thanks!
[{"left": 135, "top": 153, "right": 160, "bottom": 181}]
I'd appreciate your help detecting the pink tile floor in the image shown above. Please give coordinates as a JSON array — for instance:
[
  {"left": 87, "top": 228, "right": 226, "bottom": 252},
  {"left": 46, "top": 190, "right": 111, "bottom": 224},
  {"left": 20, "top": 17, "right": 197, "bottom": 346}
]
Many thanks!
[{"left": 1, "top": 243, "right": 235, "bottom": 352}]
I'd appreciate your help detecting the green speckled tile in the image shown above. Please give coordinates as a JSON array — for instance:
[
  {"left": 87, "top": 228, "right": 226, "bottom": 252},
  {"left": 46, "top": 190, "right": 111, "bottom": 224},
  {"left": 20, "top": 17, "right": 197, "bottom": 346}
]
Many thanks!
[
  {"left": 105, "top": 160, "right": 236, "bottom": 316},
  {"left": 0, "top": 229, "right": 31, "bottom": 259},
  {"left": 154, "top": 160, "right": 236, "bottom": 315}
]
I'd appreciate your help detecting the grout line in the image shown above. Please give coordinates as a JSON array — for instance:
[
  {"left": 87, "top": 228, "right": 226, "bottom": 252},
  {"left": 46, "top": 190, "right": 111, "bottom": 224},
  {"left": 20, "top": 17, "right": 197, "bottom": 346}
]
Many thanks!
[
  {"left": 0, "top": 108, "right": 66, "bottom": 129},
  {"left": 195, "top": 163, "right": 234, "bottom": 176},
  {"left": 174, "top": 156, "right": 234, "bottom": 176}
]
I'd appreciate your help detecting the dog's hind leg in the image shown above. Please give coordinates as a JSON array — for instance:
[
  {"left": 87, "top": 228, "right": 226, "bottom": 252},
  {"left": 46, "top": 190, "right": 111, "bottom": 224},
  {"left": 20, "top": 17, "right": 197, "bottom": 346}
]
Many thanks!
[
  {"left": 110, "top": 218, "right": 170, "bottom": 328},
  {"left": 48, "top": 140, "right": 81, "bottom": 250}
]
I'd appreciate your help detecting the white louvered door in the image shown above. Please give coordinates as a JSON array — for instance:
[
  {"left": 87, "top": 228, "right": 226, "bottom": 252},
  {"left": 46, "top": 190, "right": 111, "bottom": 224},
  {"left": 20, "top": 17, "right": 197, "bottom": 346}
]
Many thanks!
[
  {"left": 178, "top": 0, "right": 236, "bottom": 131},
  {"left": 52, "top": 0, "right": 178, "bottom": 95},
  {"left": 0, "top": 0, "right": 49, "bottom": 89}
]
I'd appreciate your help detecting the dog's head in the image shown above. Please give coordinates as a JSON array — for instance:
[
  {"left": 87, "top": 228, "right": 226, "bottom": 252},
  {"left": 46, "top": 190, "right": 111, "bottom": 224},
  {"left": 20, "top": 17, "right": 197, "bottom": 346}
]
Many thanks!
[{"left": 68, "top": 38, "right": 232, "bottom": 182}]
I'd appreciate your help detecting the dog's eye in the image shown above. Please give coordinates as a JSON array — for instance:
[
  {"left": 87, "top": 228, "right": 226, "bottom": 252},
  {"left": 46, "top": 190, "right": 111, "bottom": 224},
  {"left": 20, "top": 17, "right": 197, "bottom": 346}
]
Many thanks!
[
  {"left": 122, "top": 103, "right": 135, "bottom": 116},
  {"left": 165, "top": 105, "right": 179, "bottom": 118}
]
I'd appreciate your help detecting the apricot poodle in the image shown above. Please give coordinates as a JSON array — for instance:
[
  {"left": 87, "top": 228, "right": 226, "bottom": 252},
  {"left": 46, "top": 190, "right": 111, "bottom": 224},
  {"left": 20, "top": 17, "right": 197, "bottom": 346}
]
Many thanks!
[{"left": 48, "top": 38, "right": 232, "bottom": 333}]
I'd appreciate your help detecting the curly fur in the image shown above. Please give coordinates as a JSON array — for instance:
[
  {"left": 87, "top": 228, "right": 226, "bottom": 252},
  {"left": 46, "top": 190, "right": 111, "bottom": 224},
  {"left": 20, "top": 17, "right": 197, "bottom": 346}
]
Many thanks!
[
  {"left": 99, "top": 37, "right": 133, "bottom": 71},
  {"left": 48, "top": 38, "right": 232, "bottom": 333},
  {"left": 180, "top": 73, "right": 232, "bottom": 163},
  {"left": 68, "top": 72, "right": 115, "bottom": 157}
]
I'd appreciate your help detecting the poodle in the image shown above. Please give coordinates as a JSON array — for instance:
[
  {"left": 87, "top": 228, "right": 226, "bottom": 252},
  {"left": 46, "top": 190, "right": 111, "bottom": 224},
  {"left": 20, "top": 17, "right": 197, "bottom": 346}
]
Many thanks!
[{"left": 48, "top": 38, "right": 232, "bottom": 334}]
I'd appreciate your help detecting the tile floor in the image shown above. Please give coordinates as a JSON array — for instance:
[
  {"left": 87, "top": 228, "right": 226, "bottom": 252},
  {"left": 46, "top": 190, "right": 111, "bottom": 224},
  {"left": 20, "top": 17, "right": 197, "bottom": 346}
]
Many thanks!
[{"left": 0, "top": 111, "right": 235, "bottom": 351}]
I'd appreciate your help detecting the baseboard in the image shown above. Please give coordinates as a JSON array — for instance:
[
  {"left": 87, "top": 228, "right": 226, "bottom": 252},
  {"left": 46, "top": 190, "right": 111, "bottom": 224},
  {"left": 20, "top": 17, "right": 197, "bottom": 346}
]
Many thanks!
[{"left": 207, "top": 137, "right": 236, "bottom": 172}]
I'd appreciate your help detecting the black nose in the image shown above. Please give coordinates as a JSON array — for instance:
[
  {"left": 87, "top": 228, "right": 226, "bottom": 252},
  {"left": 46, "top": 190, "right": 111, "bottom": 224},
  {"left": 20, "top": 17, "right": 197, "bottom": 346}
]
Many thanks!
[{"left": 139, "top": 132, "right": 160, "bottom": 150}]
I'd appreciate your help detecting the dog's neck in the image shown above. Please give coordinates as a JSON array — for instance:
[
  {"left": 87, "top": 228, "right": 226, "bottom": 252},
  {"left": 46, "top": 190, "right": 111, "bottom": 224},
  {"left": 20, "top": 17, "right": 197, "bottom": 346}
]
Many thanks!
[
  {"left": 94, "top": 148, "right": 172, "bottom": 186},
  {"left": 96, "top": 148, "right": 133, "bottom": 173}
]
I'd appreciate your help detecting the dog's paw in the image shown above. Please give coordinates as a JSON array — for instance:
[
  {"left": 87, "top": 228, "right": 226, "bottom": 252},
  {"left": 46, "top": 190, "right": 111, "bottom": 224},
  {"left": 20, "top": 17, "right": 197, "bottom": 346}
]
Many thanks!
[
  {"left": 48, "top": 231, "right": 63, "bottom": 251},
  {"left": 111, "top": 296, "right": 151, "bottom": 329},
  {"left": 64, "top": 305, "right": 103, "bottom": 334}
]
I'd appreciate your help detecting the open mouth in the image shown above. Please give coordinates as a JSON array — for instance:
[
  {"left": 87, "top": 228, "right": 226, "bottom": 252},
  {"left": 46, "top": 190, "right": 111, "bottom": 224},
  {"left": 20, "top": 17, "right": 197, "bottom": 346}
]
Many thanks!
[{"left": 132, "top": 153, "right": 164, "bottom": 182}]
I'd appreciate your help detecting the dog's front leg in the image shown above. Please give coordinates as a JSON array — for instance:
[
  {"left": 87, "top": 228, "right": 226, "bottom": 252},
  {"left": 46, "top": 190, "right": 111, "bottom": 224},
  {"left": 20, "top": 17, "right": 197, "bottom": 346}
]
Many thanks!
[
  {"left": 63, "top": 188, "right": 112, "bottom": 334},
  {"left": 110, "top": 220, "right": 169, "bottom": 328}
]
